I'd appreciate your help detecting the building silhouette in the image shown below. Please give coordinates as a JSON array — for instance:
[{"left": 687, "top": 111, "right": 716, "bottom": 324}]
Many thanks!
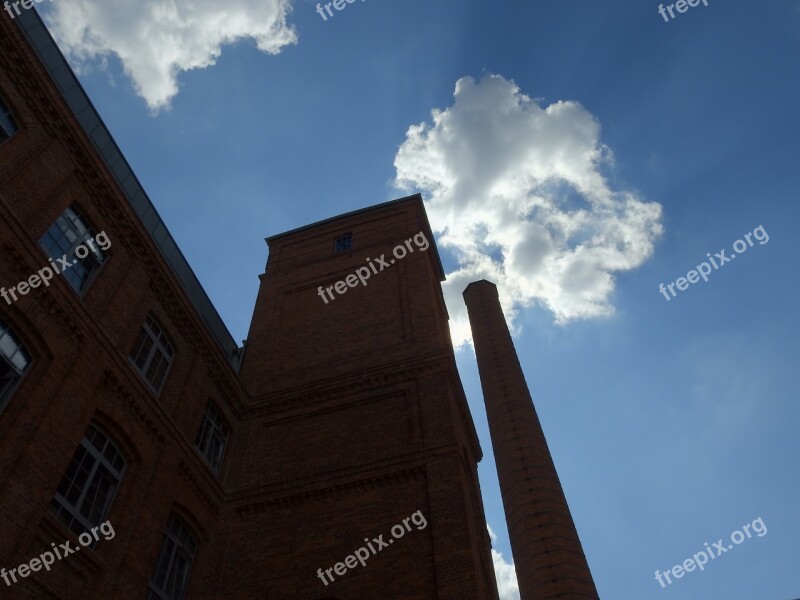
[{"left": 0, "top": 9, "right": 596, "bottom": 600}]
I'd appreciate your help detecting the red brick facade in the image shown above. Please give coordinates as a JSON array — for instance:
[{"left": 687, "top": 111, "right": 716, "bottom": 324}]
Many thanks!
[{"left": 0, "top": 13, "right": 499, "bottom": 600}]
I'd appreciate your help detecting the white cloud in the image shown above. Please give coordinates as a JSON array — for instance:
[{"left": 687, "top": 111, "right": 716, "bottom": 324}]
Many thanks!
[
  {"left": 492, "top": 550, "right": 520, "bottom": 600},
  {"left": 488, "top": 524, "right": 498, "bottom": 543},
  {"left": 44, "top": 0, "right": 297, "bottom": 111},
  {"left": 395, "top": 75, "right": 663, "bottom": 346},
  {"left": 487, "top": 525, "right": 520, "bottom": 600}
]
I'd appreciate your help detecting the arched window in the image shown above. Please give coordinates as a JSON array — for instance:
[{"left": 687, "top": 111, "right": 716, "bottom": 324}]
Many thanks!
[
  {"left": 148, "top": 515, "right": 197, "bottom": 600},
  {"left": 0, "top": 318, "right": 32, "bottom": 412},
  {"left": 50, "top": 424, "right": 125, "bottom": 536}
]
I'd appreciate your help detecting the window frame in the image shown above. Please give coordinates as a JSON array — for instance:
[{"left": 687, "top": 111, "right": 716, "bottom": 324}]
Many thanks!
[
  {"left": 0, "top": 94, "right": 19, "bottom": 144},
  {"left": 38, "top": 205, "right": 107, "bottom": 295},
  {"left": 194, "top": 402, "right": 229, "bottom": 473},
  {"left": 0, "top": 319, "right": 32, "bottom": 413},
  {"left": 50, "top": 424, "right": 126, "bottom": 537},
  {"left": 334, "top": 233, "right": 352, "bottom": 253},
  {"left": 129, "top": 315, "right": 175, "bottom": 394},
  {"left": 147, "top": 515, "right": 197, "bottom": 600}
]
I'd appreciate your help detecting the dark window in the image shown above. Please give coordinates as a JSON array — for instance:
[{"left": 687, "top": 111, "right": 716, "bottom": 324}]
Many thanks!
[
  {"left": 50, "top": 424, "right": 125, "bottom": 536},
  {"left": 130, "top": 315, "right": 174, "bottom": 393},
  {"left": 335, "top": 233, "right": 352, "bottom": 253},
  {"left": 0, "top": 319, "right": 31, "bottom": 411},
  {"left": 0, "top": 96, "right": 18, "bottom": 144},
  {"left": 194, "top": 403, "right": 228, "bottom": 472},
  {"left": 148, "top": 516, "right": 196, "bottom": 600},
  {"left": 39, "top": 206, "right": 107, "bottom": 293}
]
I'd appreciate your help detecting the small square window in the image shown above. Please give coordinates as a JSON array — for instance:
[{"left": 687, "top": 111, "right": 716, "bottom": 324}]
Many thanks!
[
  {"left": 0, "top": 96, "right": 18, "bottom": 144},
  {"left": 335, "top": 234, "right": 352, "bottom": 253}
]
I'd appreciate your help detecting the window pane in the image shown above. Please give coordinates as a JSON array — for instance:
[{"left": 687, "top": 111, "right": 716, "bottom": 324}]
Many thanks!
[
  {"left": 9, "top": 348, "right": 30, "bottom": 372},
  {"left": 214, "top": 434, "right": 226, "bottom": 469},
  {"left": 0, "top": 355, "right": 22, "bottom": 391},
  {"left": 59, "top": 446, "right": 94, "bottom": 505},
  {"left": 131, "top": 317, "right": 173, "bottom": 392},
  {"left": 80, "top": 465, "right": 116, "bottom": 524},
  {"left": 168, "top": 552, "right": 191, "bottom": 598},
  {"left": 146, "top": 352, "right": 168, "bottom": 390},
  {"left": 150, "top": 517, "right": 196, "bottom": 600},
  {"left": 335, "top": 234, "right": 352, "bottom": 252},
  {"left": 41, "top": 230, "right": 72, "bottom": 260},
  {"left": 0, "top": 374, "right": 15, "bottom": 400},
  {"left": 51, "top": 425, "right": 125, "bottom": 533},
  {"left": 196, "top": 404, "right": 227, "bottom": 471},
  {"left": 195, "top": 421, "right": 210, "bottom": 453},
  {"left": 38, "top": 206, "right": 105, "bottom": 293},
  {"left": 86, "top": 425, "right": 102, "bottom": 449},
  {"left": 0, "top": 321, "right": 30, "bottom": 410},
  {"left": 153, "top": 537, "right": 176, "bottom": 588},
  {"left": 0, "top": 333, "right": 15, "bottom": 357},
  {"left": 0, "top": 98, "right": 18, "bottom": 140},
  {"left": 65, "top": 257, "right": 96, "bottom": 290},
  {"left": 132, "top": 331, "right": 154, "bottom": 369}
]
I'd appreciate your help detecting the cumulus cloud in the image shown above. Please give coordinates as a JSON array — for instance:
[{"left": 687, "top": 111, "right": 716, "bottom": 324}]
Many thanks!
[
  {"left": 488, "top": 525, "right": 520, "bottom": 600},
  {"left": 44, "top": 0, "right": 297, "bottom": 111},
  {"left": 394, "top": 75, "right": 663, "bottom": 346}
]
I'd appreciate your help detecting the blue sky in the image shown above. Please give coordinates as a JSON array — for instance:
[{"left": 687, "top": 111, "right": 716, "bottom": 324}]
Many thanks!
[{"left": 36, "top": 0, "right": 800, "bottom": 597}]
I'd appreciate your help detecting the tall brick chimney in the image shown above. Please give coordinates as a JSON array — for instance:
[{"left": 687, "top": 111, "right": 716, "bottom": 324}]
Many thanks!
[{"left": 463, "top": 280, "right": 599, "bottom": 600}]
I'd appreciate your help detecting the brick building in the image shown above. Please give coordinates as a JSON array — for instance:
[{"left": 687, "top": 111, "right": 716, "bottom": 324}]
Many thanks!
[
  {"left": 0, "top": 9, "right": 598, "bottom": 600},
  {"left": 0, "top": 9, "right": 500, "bottom": 600}
]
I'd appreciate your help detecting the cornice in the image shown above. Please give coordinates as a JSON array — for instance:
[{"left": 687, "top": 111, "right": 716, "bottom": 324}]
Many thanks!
[
  {"left": 235, "top": 466, "right": 427, "bottom": 516},
  {"left": 178, "top": 460, "right": 221, "bottom": 516},
  {"left": 101, "top": 369, "right": 166, "bottom": 448},
  {"left": 247, "top": 350, "right": 454, "bottom": 417},
  {"left": 1, "top": 241, "right": 85, "bottom": 344}
]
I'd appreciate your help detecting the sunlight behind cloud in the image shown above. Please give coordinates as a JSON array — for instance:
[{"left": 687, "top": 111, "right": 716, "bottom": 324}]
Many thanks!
[{"left": 395, "top": 74, "right": 663, "bottom": 346}]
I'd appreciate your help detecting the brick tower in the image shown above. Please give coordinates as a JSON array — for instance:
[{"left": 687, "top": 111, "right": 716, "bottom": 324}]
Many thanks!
[
  {"left": 463, "top": 280, "right": 599, "bottom": 599},
  {"left": 232, "top": 196, "right": 500, "bottom": 599}
]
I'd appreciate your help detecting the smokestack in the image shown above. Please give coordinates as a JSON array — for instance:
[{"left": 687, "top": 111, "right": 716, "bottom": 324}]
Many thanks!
[{"left": 463, "top": 280, "right": 598, "bottom": 600}]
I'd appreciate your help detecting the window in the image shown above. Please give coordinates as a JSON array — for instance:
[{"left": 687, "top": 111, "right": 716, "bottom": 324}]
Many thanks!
[
  {"left": 50, "top": 424, "right": 125, "bottom": 536},
  {"left": 39, "top": 206, "right": 106, "bottom": 293},
  {"left": 334, "top": 233, "right": 352, "bottom": 253},
  {"left": 130, "top": 315, "right": 174, "bottom": 393},
  {"left": 0, "top": 319, "right": 31, "bottom": 411},
  {"left": 194, "top": 403, "right": 228, "bottom": 472},
  {"left": 0, "top": 96, "right": 18, "bottom": 144},
  {"left": 148, "top": 516, "right": 196, "bottom": 600}
]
